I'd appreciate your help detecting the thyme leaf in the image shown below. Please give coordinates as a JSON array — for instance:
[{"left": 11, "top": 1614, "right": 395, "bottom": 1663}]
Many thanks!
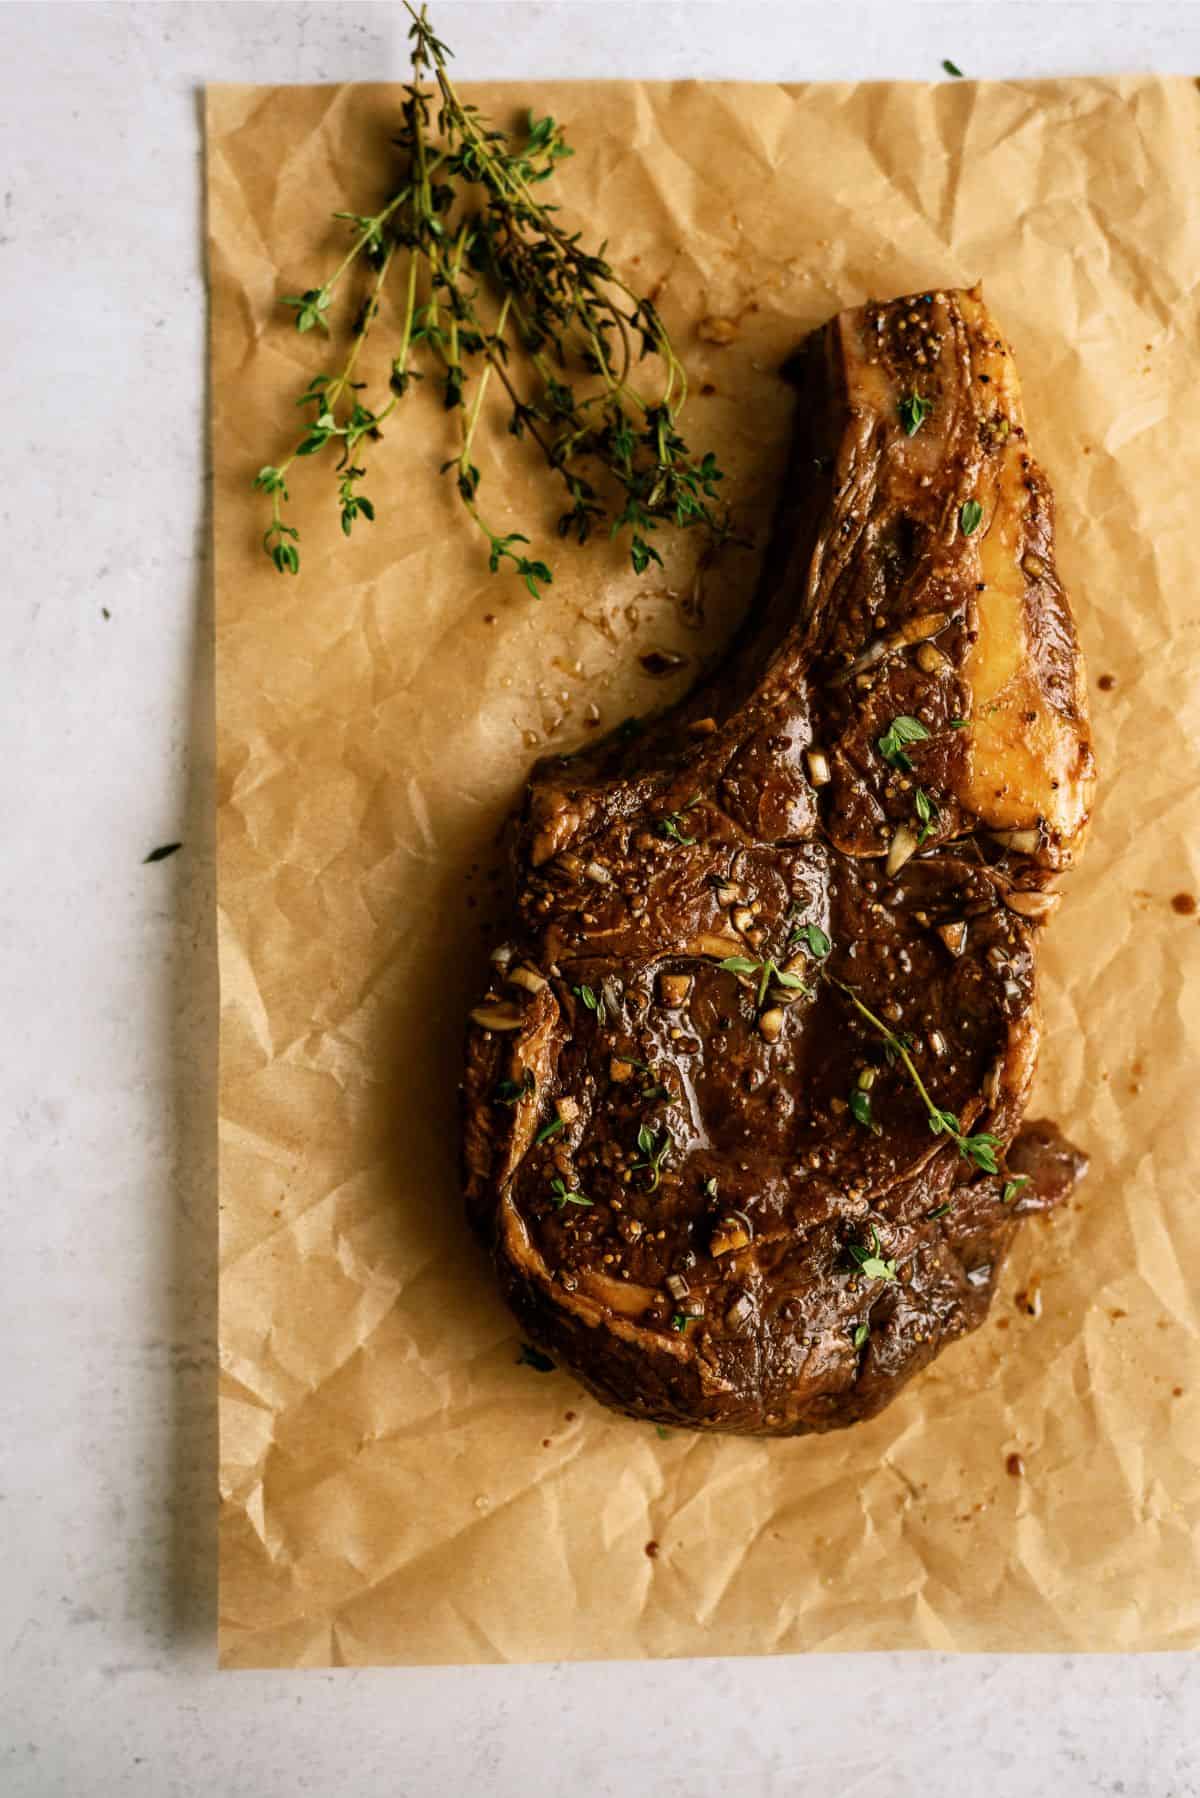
[
  {"left": 898, "top": 392, "right": 931, "bottom": 436},
  {"left": 719, "top": 954, "right": 808, "bottom": 1013},
  {"left": 573, "top": 982, "right": 606, "bottom": 1025},
  {"left": 548, "top": 1175, "right": 591, "bottom": 1210},
  {"left": 654, "top": 798, "right": 700, "bottom": 845},
  {"left": 789, "top": 921, "right": 831, "bottom": 958},
  {"left": 914, "top": 785, "right": 939, "bottom": 846},
  {"left": 493, "top": 1069, "right": 535, "bottom": 1107},
  {"left": 847, "top": 1225, "right": 898, "bottom": 1284},
  {"left": 877, "top": 714, "right": 929, "bottom": 771},
  {"left": 633, "top": 1123, "right": 673, "bottom": 1192},
  {"left": 850, "top": 1088, "right": 881, "bottom": 1135}
]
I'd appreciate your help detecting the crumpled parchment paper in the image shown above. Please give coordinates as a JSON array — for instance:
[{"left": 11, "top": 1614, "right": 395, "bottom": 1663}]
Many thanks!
[{"left": 208, "top": 75, "right": 1200, "bottom": 1666}]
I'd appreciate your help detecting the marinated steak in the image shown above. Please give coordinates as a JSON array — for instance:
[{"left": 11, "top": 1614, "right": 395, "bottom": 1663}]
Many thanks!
[{"left": 462, "top": 286, "right": 1096, "bottom": 1436}]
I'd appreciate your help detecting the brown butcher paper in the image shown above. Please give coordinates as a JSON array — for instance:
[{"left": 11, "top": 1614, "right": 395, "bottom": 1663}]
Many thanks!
[{"left": 208, "top": 75, "right": 1200, "bottom": 1666}]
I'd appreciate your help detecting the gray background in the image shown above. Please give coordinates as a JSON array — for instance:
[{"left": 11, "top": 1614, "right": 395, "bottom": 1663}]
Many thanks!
[{"left": 2, "top": 3, "right": 1198, "bottom": 1793}]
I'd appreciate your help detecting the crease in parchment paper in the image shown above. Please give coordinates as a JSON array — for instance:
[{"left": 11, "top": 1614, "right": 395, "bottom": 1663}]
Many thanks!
[{"left": 209, "top": 76, "right": 1200, "bottom": 1666}]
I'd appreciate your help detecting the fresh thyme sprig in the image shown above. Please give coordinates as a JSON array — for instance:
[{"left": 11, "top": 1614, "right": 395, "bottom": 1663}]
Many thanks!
[
  {"left": 254, "top": 2, "right": 731, "bottom": 589},
  {"left": 833, "top": 979, "right": 1002, "bottom": 1173},
  {"left": 712, "top": 918, "right": 1005, "bottom": 1176}
]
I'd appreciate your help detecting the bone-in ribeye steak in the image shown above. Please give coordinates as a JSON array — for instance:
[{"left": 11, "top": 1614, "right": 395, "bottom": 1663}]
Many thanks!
[{"left": 462, "top": 286, "right": 1096, "bottom": 1436}]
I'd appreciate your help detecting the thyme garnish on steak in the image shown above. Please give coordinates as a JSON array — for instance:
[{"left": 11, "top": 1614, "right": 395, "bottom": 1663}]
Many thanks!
[
  {"left": 787, "top": 920, "right": 831, "bottom": 958},
  {"left": 719, "top": 954, "right": 809, "bottom": 1014},
  {"left": 877, "top": 713, "right": 929, "bottom": 771},
  {"left": 898, "top": 392, "right": 931, "bottom": 436},
  {"left": 849, "top": 1085, "right": 881, "bottom": 1135},
  {"left": 632, "top": 1123, "right": 673, "bottom": 1192},
  {"left": 654, "top": 796, "right": 701, "bottom": 845},
  {"left": 833, "top": 979, "right": 1003, "bottom": 1172},
  {"left": 572, "top": 982, "right": 606, "bottom": 1024},
  {"left": 847, "top": 1225, "right": 898, "bottom": 1283},
  {"left": 548, "top": 1175, "right": 591, "bottom": 1210},
  {"left": 254, "top": 2, "right": 730, "bottom": 589},
  {"left": 493, "top": 1069, "right": 536, "bottom": 1106},
  {"left": 714, "top": 915, "right": 1003, "bottom": 1172},
  {"left": 914, "top": 785, "right": 938, "bottom": 845}
]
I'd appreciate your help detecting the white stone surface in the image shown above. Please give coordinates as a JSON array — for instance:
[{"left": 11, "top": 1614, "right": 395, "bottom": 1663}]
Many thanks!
[{"left": 2, "top": 3, "right": 1198, "bottom": 1793}]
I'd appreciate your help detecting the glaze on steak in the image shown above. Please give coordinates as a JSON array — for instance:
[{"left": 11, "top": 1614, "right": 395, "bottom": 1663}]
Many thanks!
[{"left": 462, "top": 286, "right": 1095, "bottom": 1436}]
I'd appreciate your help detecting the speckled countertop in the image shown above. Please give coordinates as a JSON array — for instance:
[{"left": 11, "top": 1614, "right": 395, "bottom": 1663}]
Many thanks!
[{"left": 2, "top": 3, "right": 1197, "bottom": 1793}]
